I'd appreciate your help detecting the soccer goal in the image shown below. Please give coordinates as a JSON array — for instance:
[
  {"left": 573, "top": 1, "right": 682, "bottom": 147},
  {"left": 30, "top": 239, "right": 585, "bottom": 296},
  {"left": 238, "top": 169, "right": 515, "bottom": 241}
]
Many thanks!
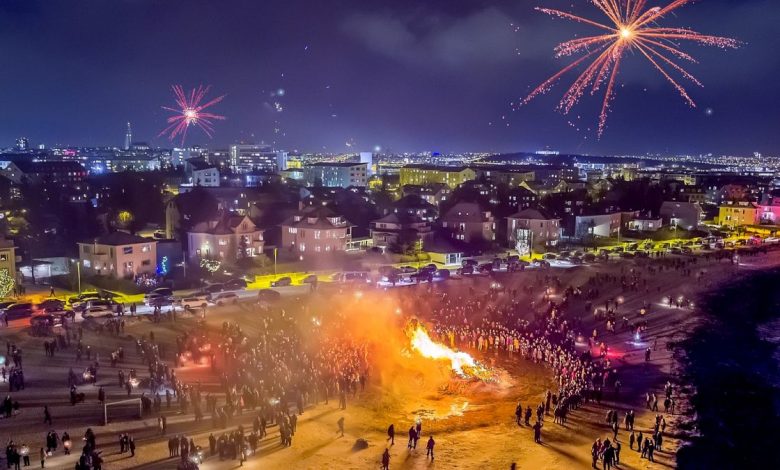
[{"left": 104, "top": 398, "right": 142, "bottom": 425}]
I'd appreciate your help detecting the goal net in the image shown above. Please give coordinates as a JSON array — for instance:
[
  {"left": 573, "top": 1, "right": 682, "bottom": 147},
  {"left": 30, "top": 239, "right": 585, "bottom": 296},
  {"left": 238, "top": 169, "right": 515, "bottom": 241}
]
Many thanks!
[{"left": 104, "top": 398, "right": 142, "bottom": 425}]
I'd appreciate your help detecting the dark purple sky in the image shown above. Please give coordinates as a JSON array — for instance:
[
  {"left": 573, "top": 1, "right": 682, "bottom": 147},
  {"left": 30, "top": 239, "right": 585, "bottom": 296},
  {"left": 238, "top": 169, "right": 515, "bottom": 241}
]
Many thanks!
[{"left": 0, "top": 0, "right": 776, "bottom": 155}]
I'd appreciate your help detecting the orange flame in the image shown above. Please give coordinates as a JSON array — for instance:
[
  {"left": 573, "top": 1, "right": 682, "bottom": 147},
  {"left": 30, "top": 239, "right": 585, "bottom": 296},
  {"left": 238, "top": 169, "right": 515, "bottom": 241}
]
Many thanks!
[{"left": 406, "top": 321, "right": 495, "bottom": 381}]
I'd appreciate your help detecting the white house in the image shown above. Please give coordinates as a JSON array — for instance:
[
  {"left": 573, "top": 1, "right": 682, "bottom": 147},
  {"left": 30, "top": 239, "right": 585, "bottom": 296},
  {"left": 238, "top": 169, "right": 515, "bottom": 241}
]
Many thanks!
[{"left": 78, "top": 232, "right": 157, "bottom": 279}]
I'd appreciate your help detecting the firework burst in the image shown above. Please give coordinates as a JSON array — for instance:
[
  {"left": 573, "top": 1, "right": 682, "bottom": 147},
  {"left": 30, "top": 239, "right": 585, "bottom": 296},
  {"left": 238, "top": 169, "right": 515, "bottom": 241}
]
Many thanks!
[
  {"left": 522, "top": 0, "right": 739, "bottom": 137},
  {"left": 159, "top": 85, "right": 226, "bottom": 144}
]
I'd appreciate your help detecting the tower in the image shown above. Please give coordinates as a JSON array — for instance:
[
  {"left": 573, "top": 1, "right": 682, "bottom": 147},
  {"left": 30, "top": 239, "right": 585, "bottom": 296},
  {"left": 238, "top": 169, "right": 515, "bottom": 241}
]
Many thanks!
[{"left": 124, "top": 122, "right": 132, "bottom": 150}]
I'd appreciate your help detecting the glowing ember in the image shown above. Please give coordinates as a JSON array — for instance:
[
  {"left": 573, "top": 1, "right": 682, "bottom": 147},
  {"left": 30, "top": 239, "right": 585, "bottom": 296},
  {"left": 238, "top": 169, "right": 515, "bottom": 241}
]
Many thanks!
[{"left": 406, "top": 321, "right": 496, "bottom": 382}]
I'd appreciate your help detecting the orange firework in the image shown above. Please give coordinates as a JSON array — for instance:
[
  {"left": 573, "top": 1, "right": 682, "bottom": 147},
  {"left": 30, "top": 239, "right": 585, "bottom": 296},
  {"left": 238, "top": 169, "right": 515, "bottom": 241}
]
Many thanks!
[{"left": 522, "top": 0, "right": 739, "bottom": 137}]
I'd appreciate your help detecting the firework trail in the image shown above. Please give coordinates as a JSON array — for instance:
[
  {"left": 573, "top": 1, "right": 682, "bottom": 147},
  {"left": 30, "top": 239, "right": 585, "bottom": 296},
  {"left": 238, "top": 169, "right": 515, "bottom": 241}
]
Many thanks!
[{"left": 522, "top": 0, "right": 739, "bottom": 137}]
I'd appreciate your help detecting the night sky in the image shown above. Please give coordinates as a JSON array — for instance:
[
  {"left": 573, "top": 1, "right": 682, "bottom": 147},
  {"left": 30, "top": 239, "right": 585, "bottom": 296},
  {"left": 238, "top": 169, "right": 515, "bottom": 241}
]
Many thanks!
[{"left": 0, "top": 0, "right": 776, "bottom": 155}]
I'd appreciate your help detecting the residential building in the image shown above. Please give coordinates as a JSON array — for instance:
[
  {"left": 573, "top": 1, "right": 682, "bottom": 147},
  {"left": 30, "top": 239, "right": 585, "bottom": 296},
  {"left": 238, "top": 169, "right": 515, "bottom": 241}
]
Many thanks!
[
  {"left": 506, "top": 208, "right": 560, "bottom": 251},
  {"left": 302, "top": 162, "right": 368, "bottom": 188},
  {"left": 229, "top": 144, "right": 287, "bottom": 173},
  {"left": 440, "top": 202, "right": 495, "bottom": 244},
  {"left": 399, "top": 165, "right": 476, "bottom": 189},
  {"left": 473, "top": 166, "right": 535, "bottom": 188},
  {"left": 370, "top": 213, "right": 433, "bottom": 251},
  {"left": 0, "top": 160, "right": 87, "bottom": 186},
  {"left": 187, "top": 215, "right": 264, "bottom": 263},
  {"left": 659, "top": 201, "right": 704, "bottom": 230},
  {"left": 185, "top": 159, "right": 220, "bottom": 187},
  {"left": 719, "top": 202, "right": 759, "bottom": 228},
  {"left": 78, "top": 232, "right": 157, "bottom": 278},
  {"left": 280, "top": 207, "right": 352, "bottom": 255}
]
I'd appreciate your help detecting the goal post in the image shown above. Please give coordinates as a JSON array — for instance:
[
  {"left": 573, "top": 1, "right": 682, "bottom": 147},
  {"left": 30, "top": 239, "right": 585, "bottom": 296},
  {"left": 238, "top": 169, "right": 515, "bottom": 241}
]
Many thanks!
[{"left": 104, "top": 398, "right": 142, "bottom": 425}]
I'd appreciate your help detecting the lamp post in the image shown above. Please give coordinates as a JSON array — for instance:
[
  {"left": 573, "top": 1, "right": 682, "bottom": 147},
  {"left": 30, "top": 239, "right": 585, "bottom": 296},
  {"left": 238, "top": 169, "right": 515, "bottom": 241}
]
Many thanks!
[{"left": 71, "top": 259, "right": 81, "bottom": 295}]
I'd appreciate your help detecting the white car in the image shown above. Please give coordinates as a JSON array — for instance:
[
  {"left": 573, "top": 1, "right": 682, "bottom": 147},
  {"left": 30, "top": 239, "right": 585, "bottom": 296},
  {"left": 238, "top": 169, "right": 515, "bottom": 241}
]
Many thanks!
[
  {"left": 764, "top": 237, "right": 779, "bottom": 244},
  {"left": 179, "top": 295, "right": 210, "bottom": 311}
]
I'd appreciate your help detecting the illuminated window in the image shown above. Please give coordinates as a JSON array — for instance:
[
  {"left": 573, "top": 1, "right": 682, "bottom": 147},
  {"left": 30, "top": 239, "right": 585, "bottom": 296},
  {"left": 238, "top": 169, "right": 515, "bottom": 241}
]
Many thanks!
[{"left": 123, "top": 246, "right": 133, "bottom": 255}]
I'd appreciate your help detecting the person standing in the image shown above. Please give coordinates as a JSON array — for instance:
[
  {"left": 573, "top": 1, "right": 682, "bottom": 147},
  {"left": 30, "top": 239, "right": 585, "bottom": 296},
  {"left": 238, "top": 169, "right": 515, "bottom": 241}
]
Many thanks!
[
  {"left": 381, "top": 448, "right": 390, "bottom": 470},
  {"left": 337, "top": 417, "right": 344, "bottom": 438},
  {"left": 129, "top": 436, "right": 135, "bottom": 457},
  {"left": 39, "top": 448, "right": 45, "bottom": 469},
  {"left": 387, "top": 424, "right": 395, "bottom": 445},
  {"left": 426, "top": 436, "right": 435, "bottom": 460},
  {"left": 533, "top": 420, "right": 543, "bottom": 444},
  {"left": 43, "top": 406, "right": 52, "bottom": 425}
]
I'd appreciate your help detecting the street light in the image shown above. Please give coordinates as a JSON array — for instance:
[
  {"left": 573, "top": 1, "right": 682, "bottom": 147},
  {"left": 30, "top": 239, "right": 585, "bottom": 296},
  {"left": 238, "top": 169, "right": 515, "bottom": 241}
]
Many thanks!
[{"left": 71, "top": 259, "right": 81, "bottom": 295}]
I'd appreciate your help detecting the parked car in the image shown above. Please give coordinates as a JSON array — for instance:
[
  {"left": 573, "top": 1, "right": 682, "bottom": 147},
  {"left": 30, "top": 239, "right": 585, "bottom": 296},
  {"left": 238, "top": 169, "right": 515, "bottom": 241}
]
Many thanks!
[
  {"left": 271, "top": 277, "right": 292, "bottom": 287},
  {"left": 68, "top": 292, "right": 100, "bottom": 305},
  {"left": 204, "top": 284, "right": 224, "bottom": 294},
  {"left": 3, "top": 303, "right": 34, "bottom": 320},
  {"left": 210, "top": 292, "right": 239, "bottom": 306},
  {"left": 461, "top": 259, "right": 479, "bottom": 267},
  {"left": 478, "top": 263, "right": 493, "bottom": 274},
  {"left": 147, "top": 296, "right": 175, "bottom": 308},
  {"left": 179, "top": 295, "right": 210, "bottom": 311},
  {"left": 331, "top": 272, "right": 372, "bottom": 283},
  {"left": 257, "top": 289, "right": 281, "bottom": 303},
  {"left": 37, "top": 299, "right": 67, "bottom": 312},
  {"left": 0, "top": 301, "right": 16, "bottom": 311},
  {"left": 224, "top": 279, "right": 248, "bottom": 291},
  {"left": 145, "top": 287, "right": 173, "bottom": 300},
  {"left": 457, "top": 265, "right": 474, "bottom": 275},
  {"left": 433, "top": 269, "right": 451, "bottom": 280}
]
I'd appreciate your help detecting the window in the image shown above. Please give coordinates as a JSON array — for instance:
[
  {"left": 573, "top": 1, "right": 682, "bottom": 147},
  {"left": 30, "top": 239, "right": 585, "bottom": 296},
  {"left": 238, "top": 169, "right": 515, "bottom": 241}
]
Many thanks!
[
  {"left": 82, "top": 245, "right": 91, "bottom": 254},
  {"left": 299, "top": 243, "right": 306, "bottom": 252},
  {"left": 142, "top": 244, "right": 150, "bottom": 253},
  {"left": 289, "top": 227, "right": 297, "bottom": 234},
  {"left": 142, "top": 260, "right": 151, "bottom": 266},
  {"left": 83, "top": 259, "right": 91, "bottom": 268},
  {"left": 314, "top": 230, "right": 321, "bottom": 239},
  {"left": 0, "top": 254, "right": 7, "bottom": 262},
  {"left": 219, "top": 239, "right": 228, "bottom": 246},
  {"left": 123, "top": 246, "right": 133, "bottom": 255}
]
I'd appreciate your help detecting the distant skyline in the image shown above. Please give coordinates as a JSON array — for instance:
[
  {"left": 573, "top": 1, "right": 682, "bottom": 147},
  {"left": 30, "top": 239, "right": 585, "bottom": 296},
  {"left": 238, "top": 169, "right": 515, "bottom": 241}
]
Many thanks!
[{"left": 0, "top": 0, "right": 777, "bottom": 156}]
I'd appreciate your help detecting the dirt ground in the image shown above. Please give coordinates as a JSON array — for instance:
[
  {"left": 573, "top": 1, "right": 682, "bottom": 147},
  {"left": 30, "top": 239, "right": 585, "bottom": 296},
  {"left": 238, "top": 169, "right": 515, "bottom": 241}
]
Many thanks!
[{"left": 2, "top": 251, "right": 779, "bottom": 470}]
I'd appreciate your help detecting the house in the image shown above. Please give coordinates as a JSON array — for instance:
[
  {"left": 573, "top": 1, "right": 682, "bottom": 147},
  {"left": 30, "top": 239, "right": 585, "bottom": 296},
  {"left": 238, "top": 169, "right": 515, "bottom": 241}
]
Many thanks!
[
  {"left": 370, "top": 213, "right": 433, "bottom": 251},
  {"left": 187, "top": 215, "right": 265, "bottom": 263},
  {"left": 78, "top": 232, "right": 157, "bottom": 279},
  {"left": 718, "top": 202, "right": 758, "bottom": 228},
  {"left": 440, "top": 202, "right": 495, "bottom": 244},
  {"left": 0, "top": 238, "right": 17, "bottom": 288},
  {"left": 401, "top": 184, "right": 451, "bottom": 206},
  {"left": 506, "top": 208, "right": 560, "bottom": 252},
  {"left": 390, "top": 194, "right": 438, "bottom": 221},
  {"left": 756, "top": 195, "right": 780, "bottom": 224},
  {"left": 628, "top": 216, "right": 663, "bottom": 232},
  {"left": 574, "top": 212, "right": 625, "bottom": 238},
  {"left": 659, "top": 201, "right": 704, "bottom": 230},
  {"left": 504, "top": 187, "right": 538, "bottom": 211},
  {"left": 165, "top": 188, "right": 220, "bottom": 239},
  {"left": 280, "top": 206, "right": 352, "bottom": 256}
]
